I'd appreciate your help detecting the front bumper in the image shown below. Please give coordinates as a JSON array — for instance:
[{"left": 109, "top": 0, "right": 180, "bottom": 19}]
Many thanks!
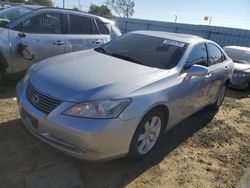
[
  {"left": 231, "top": 73, "right": 250, "bottom": 90},
  {"left": 17, "top": 80, "right": 139, "bottom": 161}
]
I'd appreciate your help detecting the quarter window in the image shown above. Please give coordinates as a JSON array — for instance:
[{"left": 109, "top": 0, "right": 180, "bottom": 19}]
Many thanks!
[
  {"left": 18, "top": 13, "right": 63, "bottom": 34},
  {"left": 185, "top": 43, "right": 208, "bottom": 68},
  {"left": 96, "top": 19, "right": 109, "bottom": 34},
  {"left": 207, "top": 43, "right": 225, "bottom": 65},
  {"left": 69, "top": 15, "right": 92, "bottom": 34}
]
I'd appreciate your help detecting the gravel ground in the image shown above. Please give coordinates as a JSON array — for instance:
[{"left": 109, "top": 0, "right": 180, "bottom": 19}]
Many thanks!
[{"left": 0, "top": 82, "right": 249, "bottom": 188}]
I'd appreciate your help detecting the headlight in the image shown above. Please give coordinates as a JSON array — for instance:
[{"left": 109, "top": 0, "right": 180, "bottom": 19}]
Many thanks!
[
  {"left": 23, "top": 64, "right": 35, "bottom": 82},
  {"left": 233, "top": 70, "right": 250, "bottom": 78},
  {"left": 63, "top": 99, "right": 131, "bottom": 119},
  {"left": 233, "top": 73, "right": 246, "bottom": 78}
]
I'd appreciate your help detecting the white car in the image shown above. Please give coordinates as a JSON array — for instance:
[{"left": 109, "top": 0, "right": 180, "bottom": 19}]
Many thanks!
[{"left": 0, "top": 5, "right": 121, "bottom": 83}]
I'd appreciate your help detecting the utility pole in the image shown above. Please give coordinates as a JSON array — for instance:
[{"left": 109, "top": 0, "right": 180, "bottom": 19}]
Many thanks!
[
  {"left": 174, "top": 15, "right": 178, "bottom": 33},
  {"left": 79, "top": 0, "right": 82, "bottom": 11},
  {"left": 209, "top": 17, "right": 212, "bottom": 26},
  {"left": 63, "top": 0, "right": 65, "bottom": 8},
  {"left": 174, "top": 15, "right": 177, "bottom": 23}
]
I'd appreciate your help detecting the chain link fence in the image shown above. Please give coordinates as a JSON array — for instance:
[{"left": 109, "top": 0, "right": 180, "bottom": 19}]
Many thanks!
[{"left": 112, "top": 17, "right": 250, "bottom": 47}]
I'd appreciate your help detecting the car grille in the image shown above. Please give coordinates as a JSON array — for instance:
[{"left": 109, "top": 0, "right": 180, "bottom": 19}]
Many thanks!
[{"left": 26, "top": 83, "right": 62, "bottom": 115}]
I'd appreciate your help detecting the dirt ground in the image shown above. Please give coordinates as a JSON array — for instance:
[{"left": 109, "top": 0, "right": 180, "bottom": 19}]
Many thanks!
[{"left": 0, "top": 81, "right": 249, "bottom": 188}]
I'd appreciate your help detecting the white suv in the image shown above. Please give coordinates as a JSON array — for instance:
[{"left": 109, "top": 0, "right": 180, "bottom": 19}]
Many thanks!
[{"left": 0, "top": 5, "right": 121, "bottom": 83}]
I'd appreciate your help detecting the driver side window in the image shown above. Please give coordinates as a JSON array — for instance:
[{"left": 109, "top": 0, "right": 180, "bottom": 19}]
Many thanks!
[
  {"left": 13, "top": 13, "right": 63, "bottom": 34},
  {"left": 185, "top": 43, "right": 208, "bottom": 69}
]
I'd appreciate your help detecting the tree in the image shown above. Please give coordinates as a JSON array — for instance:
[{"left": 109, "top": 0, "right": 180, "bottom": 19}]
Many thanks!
[
  {"left": 106, "top": 0, "right": 135, "bottom": 18},
  {"left": 30, "top": 0, "right": 53, "bottom": 7},
  {"left": 88, "top": 4, "right": 112, "bottom": 17},
  {"left": 72, "top": 7, "right": 79, "bottom": 11}
]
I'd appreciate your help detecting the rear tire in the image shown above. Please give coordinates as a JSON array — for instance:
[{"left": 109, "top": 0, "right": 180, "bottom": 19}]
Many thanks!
[
  {"left": 0, "top": 66, "right": 6, "bottom": 86},
  {"left": 128, "top": 108, "right": 166, "bottom": 160},
  {"left": 209, "top": 83, "right": 228, "bottom": 111}
]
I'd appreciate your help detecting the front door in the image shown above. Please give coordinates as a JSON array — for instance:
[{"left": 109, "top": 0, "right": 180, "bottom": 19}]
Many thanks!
[
  {"left": 9, "top": 12, "right": 66, "bottom": 73},
  {"left": 169, "top": 43, "right": 211, "bottom": 125}
]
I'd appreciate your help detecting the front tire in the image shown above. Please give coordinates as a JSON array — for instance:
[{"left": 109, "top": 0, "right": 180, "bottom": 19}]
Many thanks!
[
  {"left": 210, "top": 83, "right": 228, "bottom": 110},
  {"left": 0, "top": 68, "right": 5, "bottom": 86},
  {"left": 128, "top": 108, "right": 166, "bottom": 160}
]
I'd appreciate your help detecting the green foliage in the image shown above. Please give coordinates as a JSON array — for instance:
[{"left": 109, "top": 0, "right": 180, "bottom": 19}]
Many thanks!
[
  {"left": 106, "top": 0, "right": 135, "bottom": 18},
  {"left": 88, "top": 4, "right": 112, "bottom": 17}
]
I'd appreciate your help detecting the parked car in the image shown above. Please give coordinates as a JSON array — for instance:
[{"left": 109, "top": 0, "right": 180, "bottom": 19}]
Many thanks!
[
  {"left": 17, "top": 31, "right": 233, "bottom": 161},
  {"left": 0, "top": 4, "right": 11, "bottom": 11},
  {"left": 0, "top": 5, "right": 121, "bottom": 83},
  {"left": 223, "top": 46, "right": 250, "bottom": 89}
]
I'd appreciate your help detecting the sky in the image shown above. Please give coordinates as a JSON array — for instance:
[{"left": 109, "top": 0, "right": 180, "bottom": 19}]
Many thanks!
[{"left": 54, "top": 0, "right": 250, "bottom": 30}]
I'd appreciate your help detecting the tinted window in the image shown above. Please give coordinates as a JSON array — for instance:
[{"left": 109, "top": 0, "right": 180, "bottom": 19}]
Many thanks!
[
  {"left": 97, "top": 33, "right": 187, "bottom": 69},
  {"left": 207, "top": 43, "right": 224, "bottom": 65},
  {"left": 96, "top": 19, "right": 109, "bottom": 34},
  {"left": 69, "top": 15, "right": 92, "bottom": 34},
  {"left": 92, "top": 20, "right": 98, "bottom": 34},
  {"left": 186, "top": 43, "right": 208, "bottom": 67},
  {"left": 17, "top": 13, "right": 63, "bottom": 34},
  {"left": 0, "top": 6, "right": 31, "bottom": 27},
  {"left": 224, "top": 48, "right": 250, "bottom": 64}
]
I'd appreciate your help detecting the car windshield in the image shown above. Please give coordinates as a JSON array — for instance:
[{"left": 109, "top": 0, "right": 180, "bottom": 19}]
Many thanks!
[
  {"left": 224, "top": 48, "right": 250, "bottom": 65},
  {"left": 96, "top": 33, "right": 187, "bottom": 69},
  {"left": 0, "top": 6, "right": 32, "bottom": 27}
]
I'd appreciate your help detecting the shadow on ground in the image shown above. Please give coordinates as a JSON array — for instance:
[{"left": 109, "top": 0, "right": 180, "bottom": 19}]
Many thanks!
[
  {"left": 0, "top": 80, "right": 19, "bottom": 99},
  {"left": 0, "top": 107, "right": 217, "bottom": 188},
  {"left": 227, "top": 88, "right": 250, "bottom": 100}
]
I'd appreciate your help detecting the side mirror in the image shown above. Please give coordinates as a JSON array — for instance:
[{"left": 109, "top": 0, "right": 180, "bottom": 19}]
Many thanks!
[{"left": 185, "top": 64, "right": 208, "bottom": 80}]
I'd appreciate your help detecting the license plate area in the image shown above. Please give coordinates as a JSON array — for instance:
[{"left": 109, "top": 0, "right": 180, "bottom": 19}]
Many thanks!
[{"left": 21, "top": 108, "right": 38, "bottom": 129}]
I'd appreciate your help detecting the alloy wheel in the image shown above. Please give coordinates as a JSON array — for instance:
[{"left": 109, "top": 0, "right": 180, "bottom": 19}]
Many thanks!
[{"left": 137, "top": 116, "right": 162, "bottom": 155}]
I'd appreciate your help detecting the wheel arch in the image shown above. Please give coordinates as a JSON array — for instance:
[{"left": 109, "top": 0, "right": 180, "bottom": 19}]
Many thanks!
[
  {"left": 0, "top": 51, "right": 8, "bottom": 72},
  {"left": 138, "top": 103, "right": 170, "bottom": 132},
  {"left": 224, "top": 79, "right": 230, "bottom": 87}
]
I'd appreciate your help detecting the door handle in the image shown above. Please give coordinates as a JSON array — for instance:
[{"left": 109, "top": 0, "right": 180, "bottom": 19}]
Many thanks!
[
  {"left": 92, "top": 39, "right": 102, "bottom": 44},
  {"left": 205, "top": 73, "right": 212, "bottom": 79},
  {"left": 53, "top": 41, "right": 65, "bottom": 46}
]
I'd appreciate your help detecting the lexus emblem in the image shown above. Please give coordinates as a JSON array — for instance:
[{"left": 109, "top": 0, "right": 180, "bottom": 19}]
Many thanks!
[{"left": 31, "top": 94, "right": 40, "bottom": 104}]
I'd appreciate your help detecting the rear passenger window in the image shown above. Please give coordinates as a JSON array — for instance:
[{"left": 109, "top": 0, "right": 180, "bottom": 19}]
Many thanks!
[
  {"left": 185, "top": 43, "right": 208, "bottom": 68},
  {"left": 16, "top": 13, "right": 63, "bottom": 34},
  {"left": 69, "top": 15, "right": 92, "bottom": 34},
  {"left": 96, "top": 19, "right": 109, "bottom": 34},
  {"left": 207, "top": 43, "right": 224, "bottom": 65}
]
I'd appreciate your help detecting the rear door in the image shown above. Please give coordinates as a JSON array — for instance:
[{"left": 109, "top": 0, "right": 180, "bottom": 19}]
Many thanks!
[
  {"left": 9, "top": 12, "right": 66, "bottom": 72},
  {"left": 206, "top": 43, "right": 228, "bottom": 103},
  {"left": 64, "top": 14, "right": 106, "bottom": 53}
]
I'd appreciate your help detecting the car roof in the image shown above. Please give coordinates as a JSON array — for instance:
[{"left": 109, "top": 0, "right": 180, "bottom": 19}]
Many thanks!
[
  {"left": 131, "top": 30, "right": 204, "bottom": 44},
  {"left": 224, "top": 46, "right": 250, "bottom": 52},
  {"left": 18, "top": 5, "right": 114, "bottom": 24}
]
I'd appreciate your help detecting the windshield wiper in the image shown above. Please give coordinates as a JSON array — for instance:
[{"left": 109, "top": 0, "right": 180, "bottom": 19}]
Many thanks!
[{"left": 110, "top": 53, "right": 141, "bottom": 64}]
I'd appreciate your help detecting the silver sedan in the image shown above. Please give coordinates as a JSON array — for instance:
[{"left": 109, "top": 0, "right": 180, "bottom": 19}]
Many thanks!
[
  {"left": 17, "top": 31, "right": 234, "bottom": 161},
  {"left": 223, "top": 46, "right": 250, "bottom": 89}
]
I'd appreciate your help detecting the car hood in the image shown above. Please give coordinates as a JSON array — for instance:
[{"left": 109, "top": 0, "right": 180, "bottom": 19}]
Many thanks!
[
  {"left": 0, "top": 26, "right": 6, "bottom": 32},
  {"left": 233, "top": 62, "right": 250, "bottom": 72},
  {"left": 30, "top": 50, "right": 166, "bottom": 102}
]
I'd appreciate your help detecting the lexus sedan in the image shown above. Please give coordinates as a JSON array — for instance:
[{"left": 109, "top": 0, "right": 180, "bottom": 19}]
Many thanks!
[
  {"left": 17, "top": 31, "right": 233, "bottom": 161},
  {"left": 223, "top": 46, "right": 250, "bottom": 89},
  {"left": 0, "top": 5, "right": 121, "bottom": 83}
]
